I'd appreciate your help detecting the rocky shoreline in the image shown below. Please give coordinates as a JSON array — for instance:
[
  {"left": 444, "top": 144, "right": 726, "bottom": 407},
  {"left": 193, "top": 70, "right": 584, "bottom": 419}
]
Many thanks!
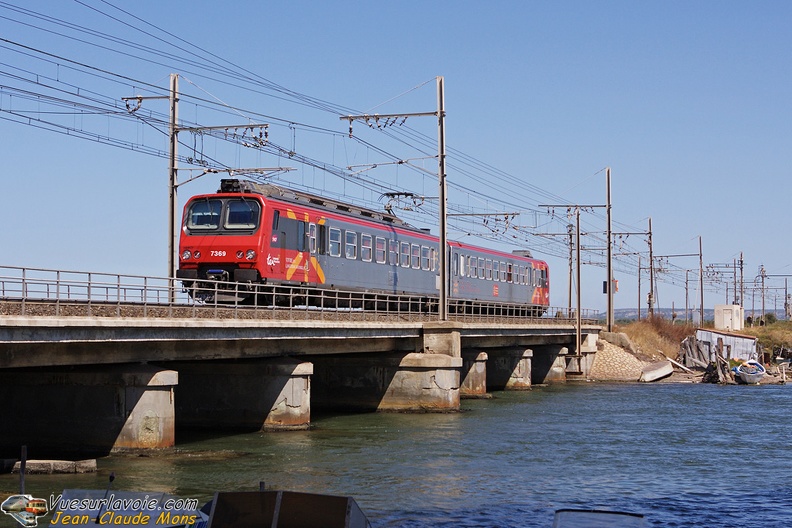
[{"left": 590, "top": 333, "right": 786, "bottom": 385}]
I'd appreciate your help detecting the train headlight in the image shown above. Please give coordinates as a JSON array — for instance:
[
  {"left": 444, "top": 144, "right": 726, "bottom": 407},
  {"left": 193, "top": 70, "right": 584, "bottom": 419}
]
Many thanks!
[
  {"left": 246, "top": 249, "right": 256, "bottom": 260},
  {"left": 181, "top": 250, "right": 192, "bottom": 260},
  {"left": 236, "top": 251, "right": 244, "bottom": 259},
  {"left": 194, "top": 251, "right": 201, "bottom": 259}
]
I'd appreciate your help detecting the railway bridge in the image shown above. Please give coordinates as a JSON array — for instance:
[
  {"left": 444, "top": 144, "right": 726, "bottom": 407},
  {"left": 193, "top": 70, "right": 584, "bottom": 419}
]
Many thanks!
[{"left": 0, "top": 266, "right": 602, "bottom": 459}]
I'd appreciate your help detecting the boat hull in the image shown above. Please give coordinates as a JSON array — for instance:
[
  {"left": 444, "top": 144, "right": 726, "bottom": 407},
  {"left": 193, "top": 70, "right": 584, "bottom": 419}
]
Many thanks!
[
  {"left": 639, "top": 360, "right": 673, "bottom": 382},
  {"left": 733, "top": 360, "right": 765, "bottom": 384}
]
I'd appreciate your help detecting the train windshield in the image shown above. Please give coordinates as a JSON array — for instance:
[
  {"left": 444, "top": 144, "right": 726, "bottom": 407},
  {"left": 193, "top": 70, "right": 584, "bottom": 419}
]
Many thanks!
[
  {"left": 186, "top": 199, "right": 222, "bottom": 230},
  {"left": 225, "top": 199, "right": 261, "bottom": 229},
  {"left": 185, "top": 198, "right": 261, "bottom": 232}
]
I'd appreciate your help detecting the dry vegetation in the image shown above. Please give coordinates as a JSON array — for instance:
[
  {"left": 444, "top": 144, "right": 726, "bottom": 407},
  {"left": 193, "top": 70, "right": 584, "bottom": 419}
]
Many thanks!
[
  {"left": 616, "top": 316, "right": 792, "bottom": 361},
  {"left": 615, "top": 316, "right": 697, "bottom": 360},
  {"left": 740, "top": 320, "right": 792, "bottom": 353}
]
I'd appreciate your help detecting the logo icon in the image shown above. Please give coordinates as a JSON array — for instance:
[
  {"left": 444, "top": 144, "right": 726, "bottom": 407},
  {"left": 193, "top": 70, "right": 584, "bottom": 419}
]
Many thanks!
[{"left": 1, "top": 495, "right": 48, "bottom": 527}]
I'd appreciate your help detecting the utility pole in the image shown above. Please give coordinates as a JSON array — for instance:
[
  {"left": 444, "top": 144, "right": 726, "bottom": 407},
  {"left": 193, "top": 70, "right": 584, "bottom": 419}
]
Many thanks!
[
  {"left": 541, "top": 203, "right": 607, "bottom": 331},
  {"left": 734, "top": 257, "right": 738, "bottom": 305},
  {"left": 124, "top": 73, "right": 277, "bottom": 303},
  {"left": 699, "top": 236, "right": 704, "bottom": 325},
  {"left": 576, "top": 208, "right": 581, "bottom": 355},
  {"left": 760, "top": 264, "right": 766, "bottom": 324},
  {"left": 437, "top": 77, "right": 448, "bottom": 321},
  {"left": 764, "top": 273, "right": 792, "bottom": 320},
  {"left": 685, "top": 270, "right": 690, "bottom": 324},
  {"left": 168, "top": 73, "right": 179, "bottom": 291},
  {"left": 739, "top": 252, "right": 744, "bottom": 308},
  {"left": 637, "top": 256, "right": 642, "bottom": 321},
  {"left": 568, "top": 223, "right": 574, "bottom": 313},
  {"left": 342, "top": 77, "right": 447, "bottom": 319},
  {"left": 606, "top": 167, "right": 613, "bottom": 332},
  {"left": 648, "top": 217, "right": 654, "bottom": 318},
  {"left": 655, "top": 249, "right": 700, "bottom": 323}
]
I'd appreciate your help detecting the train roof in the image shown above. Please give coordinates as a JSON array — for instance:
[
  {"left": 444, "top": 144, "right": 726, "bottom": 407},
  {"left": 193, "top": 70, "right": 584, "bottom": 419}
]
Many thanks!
[
  {"left": 449, "top": 240, "right": 546, "bottom": 264},
  {"left": 208, "top": 179, "right": 544, "bottom": 262},
  {"left": 218, "top": 178, "right": 412, "bottom": 228}
]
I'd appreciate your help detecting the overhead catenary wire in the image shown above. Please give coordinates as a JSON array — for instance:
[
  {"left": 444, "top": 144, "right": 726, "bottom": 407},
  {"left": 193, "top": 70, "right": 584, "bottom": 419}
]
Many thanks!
[{"left": 0, "top": 0, "right": 722, "bottom": 304}]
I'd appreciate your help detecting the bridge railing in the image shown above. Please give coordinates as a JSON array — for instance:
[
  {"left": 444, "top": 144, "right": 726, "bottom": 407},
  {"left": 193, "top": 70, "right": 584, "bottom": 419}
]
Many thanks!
[{"left": 0, "top": 265, "right": 601, "bottom": 324}]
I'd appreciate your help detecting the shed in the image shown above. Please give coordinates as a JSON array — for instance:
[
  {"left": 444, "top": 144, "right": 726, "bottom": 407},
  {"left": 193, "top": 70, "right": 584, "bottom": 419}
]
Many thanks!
[{"left": 685, "top": 329, "right": 758, "bottom": 368}]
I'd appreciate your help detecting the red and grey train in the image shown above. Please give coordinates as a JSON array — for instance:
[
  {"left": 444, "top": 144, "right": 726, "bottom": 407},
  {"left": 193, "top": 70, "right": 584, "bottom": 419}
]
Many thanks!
[{"left": 177, "top": 179, "right": 550, "bottom": 314}]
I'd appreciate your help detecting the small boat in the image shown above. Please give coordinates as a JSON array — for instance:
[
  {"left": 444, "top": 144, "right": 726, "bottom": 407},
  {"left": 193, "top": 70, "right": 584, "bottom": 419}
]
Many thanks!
[
  {"left": 206, "top": 490, "right": 372, "bottom": 528},
  {"left": 639, "top": 359, "right": 673, "bottom": 382},
  {"left": 732, "top": 360, "right": 766, "bottom": 384},
  {"left": 553, "top": 508, "right": 647, "bottom": 527}
]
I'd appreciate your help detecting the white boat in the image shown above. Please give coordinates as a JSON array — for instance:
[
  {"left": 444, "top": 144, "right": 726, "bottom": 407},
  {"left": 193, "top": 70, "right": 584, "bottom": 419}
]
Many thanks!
[
  {"left": 732, "top": 360, "right": 765, "bottom": 384},
  {"left": 639, "top": 359, "right": 673, "bottom": 382}
]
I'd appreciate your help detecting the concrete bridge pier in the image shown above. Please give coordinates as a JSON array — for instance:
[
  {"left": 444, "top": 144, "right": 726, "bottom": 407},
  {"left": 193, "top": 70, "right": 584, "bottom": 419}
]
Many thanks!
[
  {"left": 485, "top": 347, "right": 533, "bottom": 390},
  {"left": 311, "top": 352, "right": 462, "bottom": 412},
  {"left": 531, "top": 345, "right": 570, "bottom": 384},
  {"left": 460, "top": 351, "right": 489, "bottom": 398},
  {"left": 171, "top": 359, "right": 313, "bottom": 431},
  {"left": 0, "top": 365, "right": 177, "bottom": 458},
  {"left": 312, "top": 322, "right": 463, "bottom": 412},
  {"left": 562, "top": 332, "right": 599, "bottom": 381}
]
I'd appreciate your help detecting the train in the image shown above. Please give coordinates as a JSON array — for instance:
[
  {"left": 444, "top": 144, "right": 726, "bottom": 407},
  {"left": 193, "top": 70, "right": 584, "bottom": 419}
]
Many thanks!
[{"left": 176, "top": 179, "right": 549, "bottom": 314}]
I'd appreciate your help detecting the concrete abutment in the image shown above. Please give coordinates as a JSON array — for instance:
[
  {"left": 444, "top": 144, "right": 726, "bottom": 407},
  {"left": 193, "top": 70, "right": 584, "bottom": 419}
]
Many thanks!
[
  {"left": 171, "top": 358, "right": 313, "bottom": 431},
  {"left": 310, "top": 352, "right": 462, "bottom": 412},
  {"left": 0, "top": 365, "right": 176, "bottom": 458}
]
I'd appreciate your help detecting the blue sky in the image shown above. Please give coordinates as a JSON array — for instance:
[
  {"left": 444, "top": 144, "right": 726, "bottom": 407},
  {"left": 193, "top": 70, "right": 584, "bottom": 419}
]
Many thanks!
[{"left": 2, "top": 1, "right": 790, "bottom": 316}]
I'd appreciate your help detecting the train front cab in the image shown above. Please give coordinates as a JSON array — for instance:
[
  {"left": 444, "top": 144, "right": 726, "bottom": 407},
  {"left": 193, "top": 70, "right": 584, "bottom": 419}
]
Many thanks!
[{"left": 177, "top": 183, "right": 270, "bottom": 302}]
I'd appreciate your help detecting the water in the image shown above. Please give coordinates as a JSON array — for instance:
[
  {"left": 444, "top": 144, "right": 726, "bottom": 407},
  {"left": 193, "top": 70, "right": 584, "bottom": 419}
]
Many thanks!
[{"left": 3, "top": 383, "right": 791, "bottom": 527}]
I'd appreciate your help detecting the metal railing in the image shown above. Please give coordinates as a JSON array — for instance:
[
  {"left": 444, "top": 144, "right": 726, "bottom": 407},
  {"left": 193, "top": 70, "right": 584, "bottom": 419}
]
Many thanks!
[{"left": 0, "top": 265, "right": 600, "bottom": 324}]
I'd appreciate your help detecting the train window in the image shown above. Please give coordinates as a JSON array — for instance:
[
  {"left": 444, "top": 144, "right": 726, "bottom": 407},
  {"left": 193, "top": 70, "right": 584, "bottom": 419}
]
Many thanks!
[
  {"left": 411, "top": 244, "right": 420, "bottom": 269},
  {"left": 400, "top": 242, "right": 410, "bottom": 267},
  {"left": 308, "top": 223, "right": 317, "bottom": 254},
  {"left": 345, "top": 231, "right": 358, "bottom": 259},
  {"left": 361, "top": 234, "right": 373, "bottom": 262},
  {"left": 224, "top": 199, "right": 260, "bottom": 229},
  {"left": 467, "top": 255, "right": 475, "bottom": 278},
  {"left": 421, "top": 246, "right": 430, "bottom": 270},
  {"left": 540, "top": 268, "right": 548, "bottom": 288},
  {"left": 389, "top": 240, "right": 399, "bottom": 265},
  {"left": 431, "top": 247, "right": 437, "bottom": 271},
  {"left": 519, "top": 265, "right": 526, "bottom": 284},
  {"left": 500, "top": 262, "right": 507, "bottom": 282},
  {"left": 507, "top": 263, "right": 513, "bottom": 283},
  {"left": 329, "top": 228, "right": 341, "bottom": 257},
  {"left": 453, "top": 253, "right": 460, "bottom": 276},
  {"left": 318, "top": 225, "right": 326, "bottom": 255},
  {"left": 478, "top": 258, "right": 485, "bottom": 279},
  {"left": 272, "top": 210, "right": 280, "bottom": 230},
  {"left": 186, "top": 199, "right": 222, "bottom": 230},
  {"left": 297, "top": 221, "right": 306, "bottom": 252},
  {"left": 492, "top": 261, "right": 498, "bottom": 282},
  {"left": 375, "top": 237, "right": 386, "bottom": 264},
  {"left": 486, "top": 259, "right": 493, "bottom": 280}
]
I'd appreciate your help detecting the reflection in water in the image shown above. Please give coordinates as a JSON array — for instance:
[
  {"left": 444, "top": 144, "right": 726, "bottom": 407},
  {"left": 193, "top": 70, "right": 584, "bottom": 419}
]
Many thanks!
[{"left": 2, "top": 383, "right": 791, "bottom": 527}]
